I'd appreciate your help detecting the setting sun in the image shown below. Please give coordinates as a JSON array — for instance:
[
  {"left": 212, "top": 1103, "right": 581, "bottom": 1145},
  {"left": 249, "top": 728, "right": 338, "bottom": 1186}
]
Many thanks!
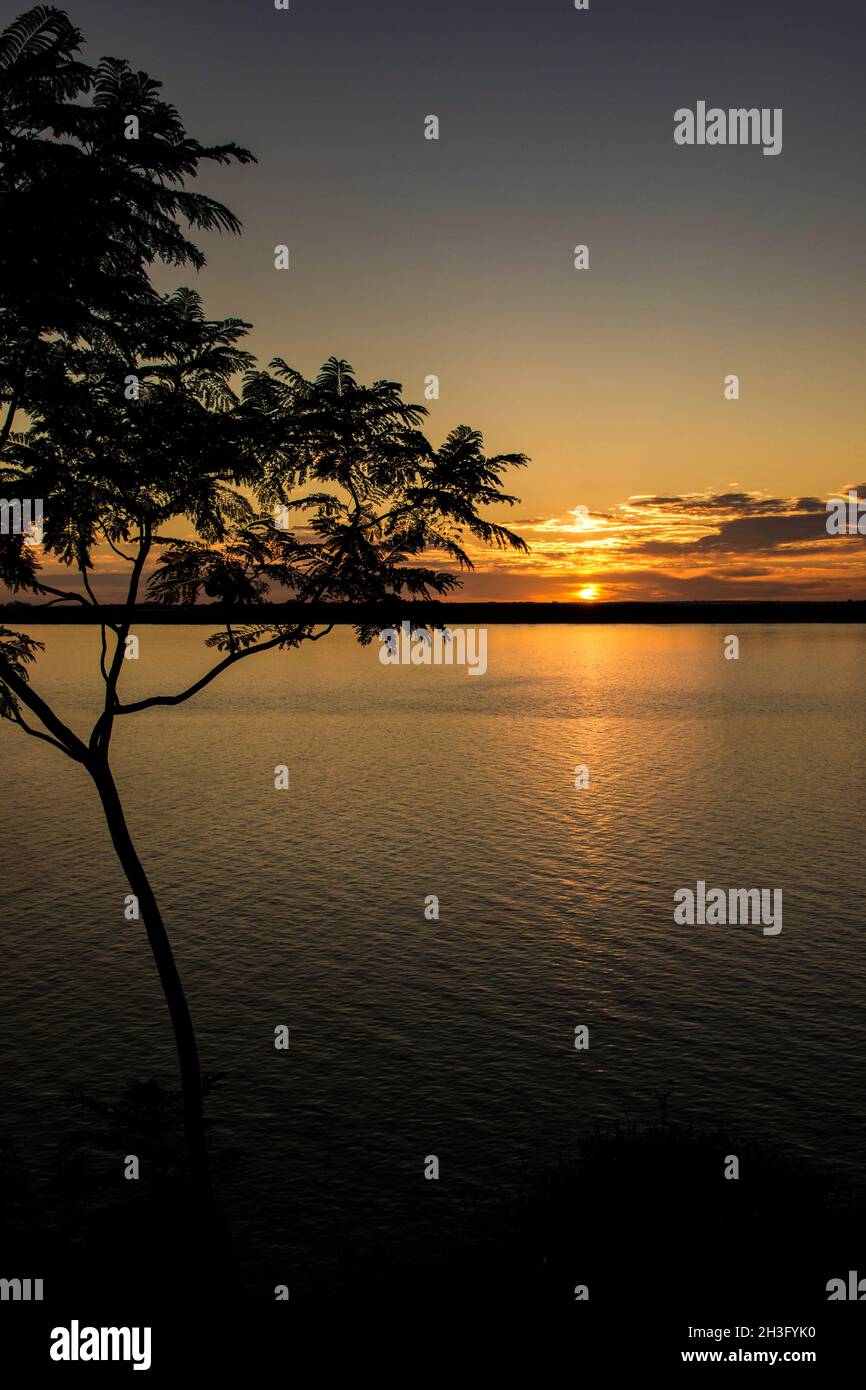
[{"left": 577, "top": 585, "right": 599, "bottom": 601}]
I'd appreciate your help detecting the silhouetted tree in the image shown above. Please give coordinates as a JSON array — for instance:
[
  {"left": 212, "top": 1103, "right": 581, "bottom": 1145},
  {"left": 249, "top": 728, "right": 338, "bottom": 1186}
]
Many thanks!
[
  {"left": 0, "top": 5, "right": 254, "bottom": 448},
  {"left": 1, "top": 6, "right": 255, "bottom": 1196},
  {"left": 0, "top": 8, "right": 529, "bottom": 1204}
]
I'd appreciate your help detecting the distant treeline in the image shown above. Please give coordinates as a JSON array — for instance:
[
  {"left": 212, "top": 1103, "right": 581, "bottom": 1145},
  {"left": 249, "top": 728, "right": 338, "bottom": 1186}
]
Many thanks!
[{"left": 2, "top": 600, "right": 865, "bottom": 625}]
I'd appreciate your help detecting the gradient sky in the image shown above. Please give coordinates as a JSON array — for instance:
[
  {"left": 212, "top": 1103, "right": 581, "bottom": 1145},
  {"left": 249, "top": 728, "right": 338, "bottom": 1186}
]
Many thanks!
[{"left": 7, "top": 0, "right": 866, "bottom": 599}]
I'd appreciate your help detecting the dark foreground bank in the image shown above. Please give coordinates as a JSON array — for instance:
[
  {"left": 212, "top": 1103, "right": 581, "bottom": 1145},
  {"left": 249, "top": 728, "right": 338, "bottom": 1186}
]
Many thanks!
[{"left": 2, "top": 1087, "right": 864, "bottom": 1373}]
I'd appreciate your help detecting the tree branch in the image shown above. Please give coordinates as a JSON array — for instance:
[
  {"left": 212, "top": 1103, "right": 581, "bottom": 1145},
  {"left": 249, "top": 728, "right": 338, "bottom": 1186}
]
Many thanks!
[
  {"left": 34, "top": 583, "right": 92, "bottom": 606},
  {"left": 0, "top": 341, "right": 35, "bottom": 452},
  {"left": 9, "top": 708, "right": 72, "bottom": 756},
  {"left": 116, "top": 623, "right": 334, "bottom": 716},
  {"left": 0, "top": 665, "right": 90, "bottom": 763},
  {"left": 90, "top": 521, "right": 152, "bottom": 756},
  {"left": 104, "top": 531, "right": 136, "bottom": 563},
  {"left": 98, "top": 624, "right": 110, "bottom": 684},
  {"left": 79, "top": 564, "right": 100, "bottom": 606},
  {"left": 0, "top": 390, "right": 21, "bottom": 453}
]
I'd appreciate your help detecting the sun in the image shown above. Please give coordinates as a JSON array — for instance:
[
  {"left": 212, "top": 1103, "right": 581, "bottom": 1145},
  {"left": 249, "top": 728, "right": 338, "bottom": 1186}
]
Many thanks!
[{"left": 576, "top": 585, "right": 598, "bottom": 601}]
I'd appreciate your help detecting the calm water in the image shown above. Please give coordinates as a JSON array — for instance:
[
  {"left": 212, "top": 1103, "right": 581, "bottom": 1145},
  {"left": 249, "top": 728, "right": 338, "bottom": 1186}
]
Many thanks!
[{"left": 2, "top": 623, "right": 865, "bottom": 1288}]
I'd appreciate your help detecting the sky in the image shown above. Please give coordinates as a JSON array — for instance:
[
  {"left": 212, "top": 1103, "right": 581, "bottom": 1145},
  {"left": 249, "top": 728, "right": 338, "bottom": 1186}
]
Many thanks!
[{"left": 5, "top": 0, "right": 866, "bottom": 600}]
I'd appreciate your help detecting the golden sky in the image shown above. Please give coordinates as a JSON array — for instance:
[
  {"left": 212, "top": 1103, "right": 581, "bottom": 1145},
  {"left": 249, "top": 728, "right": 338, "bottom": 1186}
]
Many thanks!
[
  {"left": 8, "top": 0, "right": 866, "bottom": 604},
  {"left": 446, "top": 483, "right": 866, "bottom": 600},
  {"left": 25, "top": 482, "right": 863, "bottom": 605}
]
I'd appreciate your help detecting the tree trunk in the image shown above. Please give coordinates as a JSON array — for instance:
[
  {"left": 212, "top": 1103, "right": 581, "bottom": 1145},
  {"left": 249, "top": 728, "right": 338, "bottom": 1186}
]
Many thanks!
[{"left": 90, "top": 759, "right": 212, "bottom": 1201}]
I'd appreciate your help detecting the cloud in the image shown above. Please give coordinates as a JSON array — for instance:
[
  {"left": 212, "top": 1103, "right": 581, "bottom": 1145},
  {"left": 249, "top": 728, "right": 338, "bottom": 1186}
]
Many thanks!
[
  {"left": 628, "top": 492, "right": 798, "bottom": 515},
  {"left": 449, "top": 486, "right": 866, "bottom": 599},
  {"left": 634, "top": 509, "right": 844, "bottom": 556},
  {"left": 6, "top": 486, "right": 864, "bottom": 606}
]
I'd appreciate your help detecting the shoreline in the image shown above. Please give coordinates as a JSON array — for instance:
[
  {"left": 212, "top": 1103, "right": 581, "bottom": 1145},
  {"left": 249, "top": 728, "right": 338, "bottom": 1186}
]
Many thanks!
[{"left": 2, "top": 599, "right": 865, "bottom": 625}]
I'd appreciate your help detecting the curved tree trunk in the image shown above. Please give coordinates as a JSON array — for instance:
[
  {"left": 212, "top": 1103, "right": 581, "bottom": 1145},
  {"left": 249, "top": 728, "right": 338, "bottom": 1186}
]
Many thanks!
[{"left": 90, "top": 760, "right": 211, "bottom": 1201}]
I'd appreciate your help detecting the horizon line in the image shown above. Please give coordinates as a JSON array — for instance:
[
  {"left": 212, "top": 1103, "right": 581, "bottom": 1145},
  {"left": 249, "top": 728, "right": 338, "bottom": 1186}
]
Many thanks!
[{"left": 2, "top": 599, "right": 864, "bottom": 625}]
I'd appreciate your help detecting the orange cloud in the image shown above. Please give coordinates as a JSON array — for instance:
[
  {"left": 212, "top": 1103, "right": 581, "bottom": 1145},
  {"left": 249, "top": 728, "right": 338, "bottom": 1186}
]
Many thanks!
[
  {"left": 449, "top": 487, "right": 866, "bottom": 601},
  {"left": 7, "top": 487, "right": 864, "bottom": 605}
]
